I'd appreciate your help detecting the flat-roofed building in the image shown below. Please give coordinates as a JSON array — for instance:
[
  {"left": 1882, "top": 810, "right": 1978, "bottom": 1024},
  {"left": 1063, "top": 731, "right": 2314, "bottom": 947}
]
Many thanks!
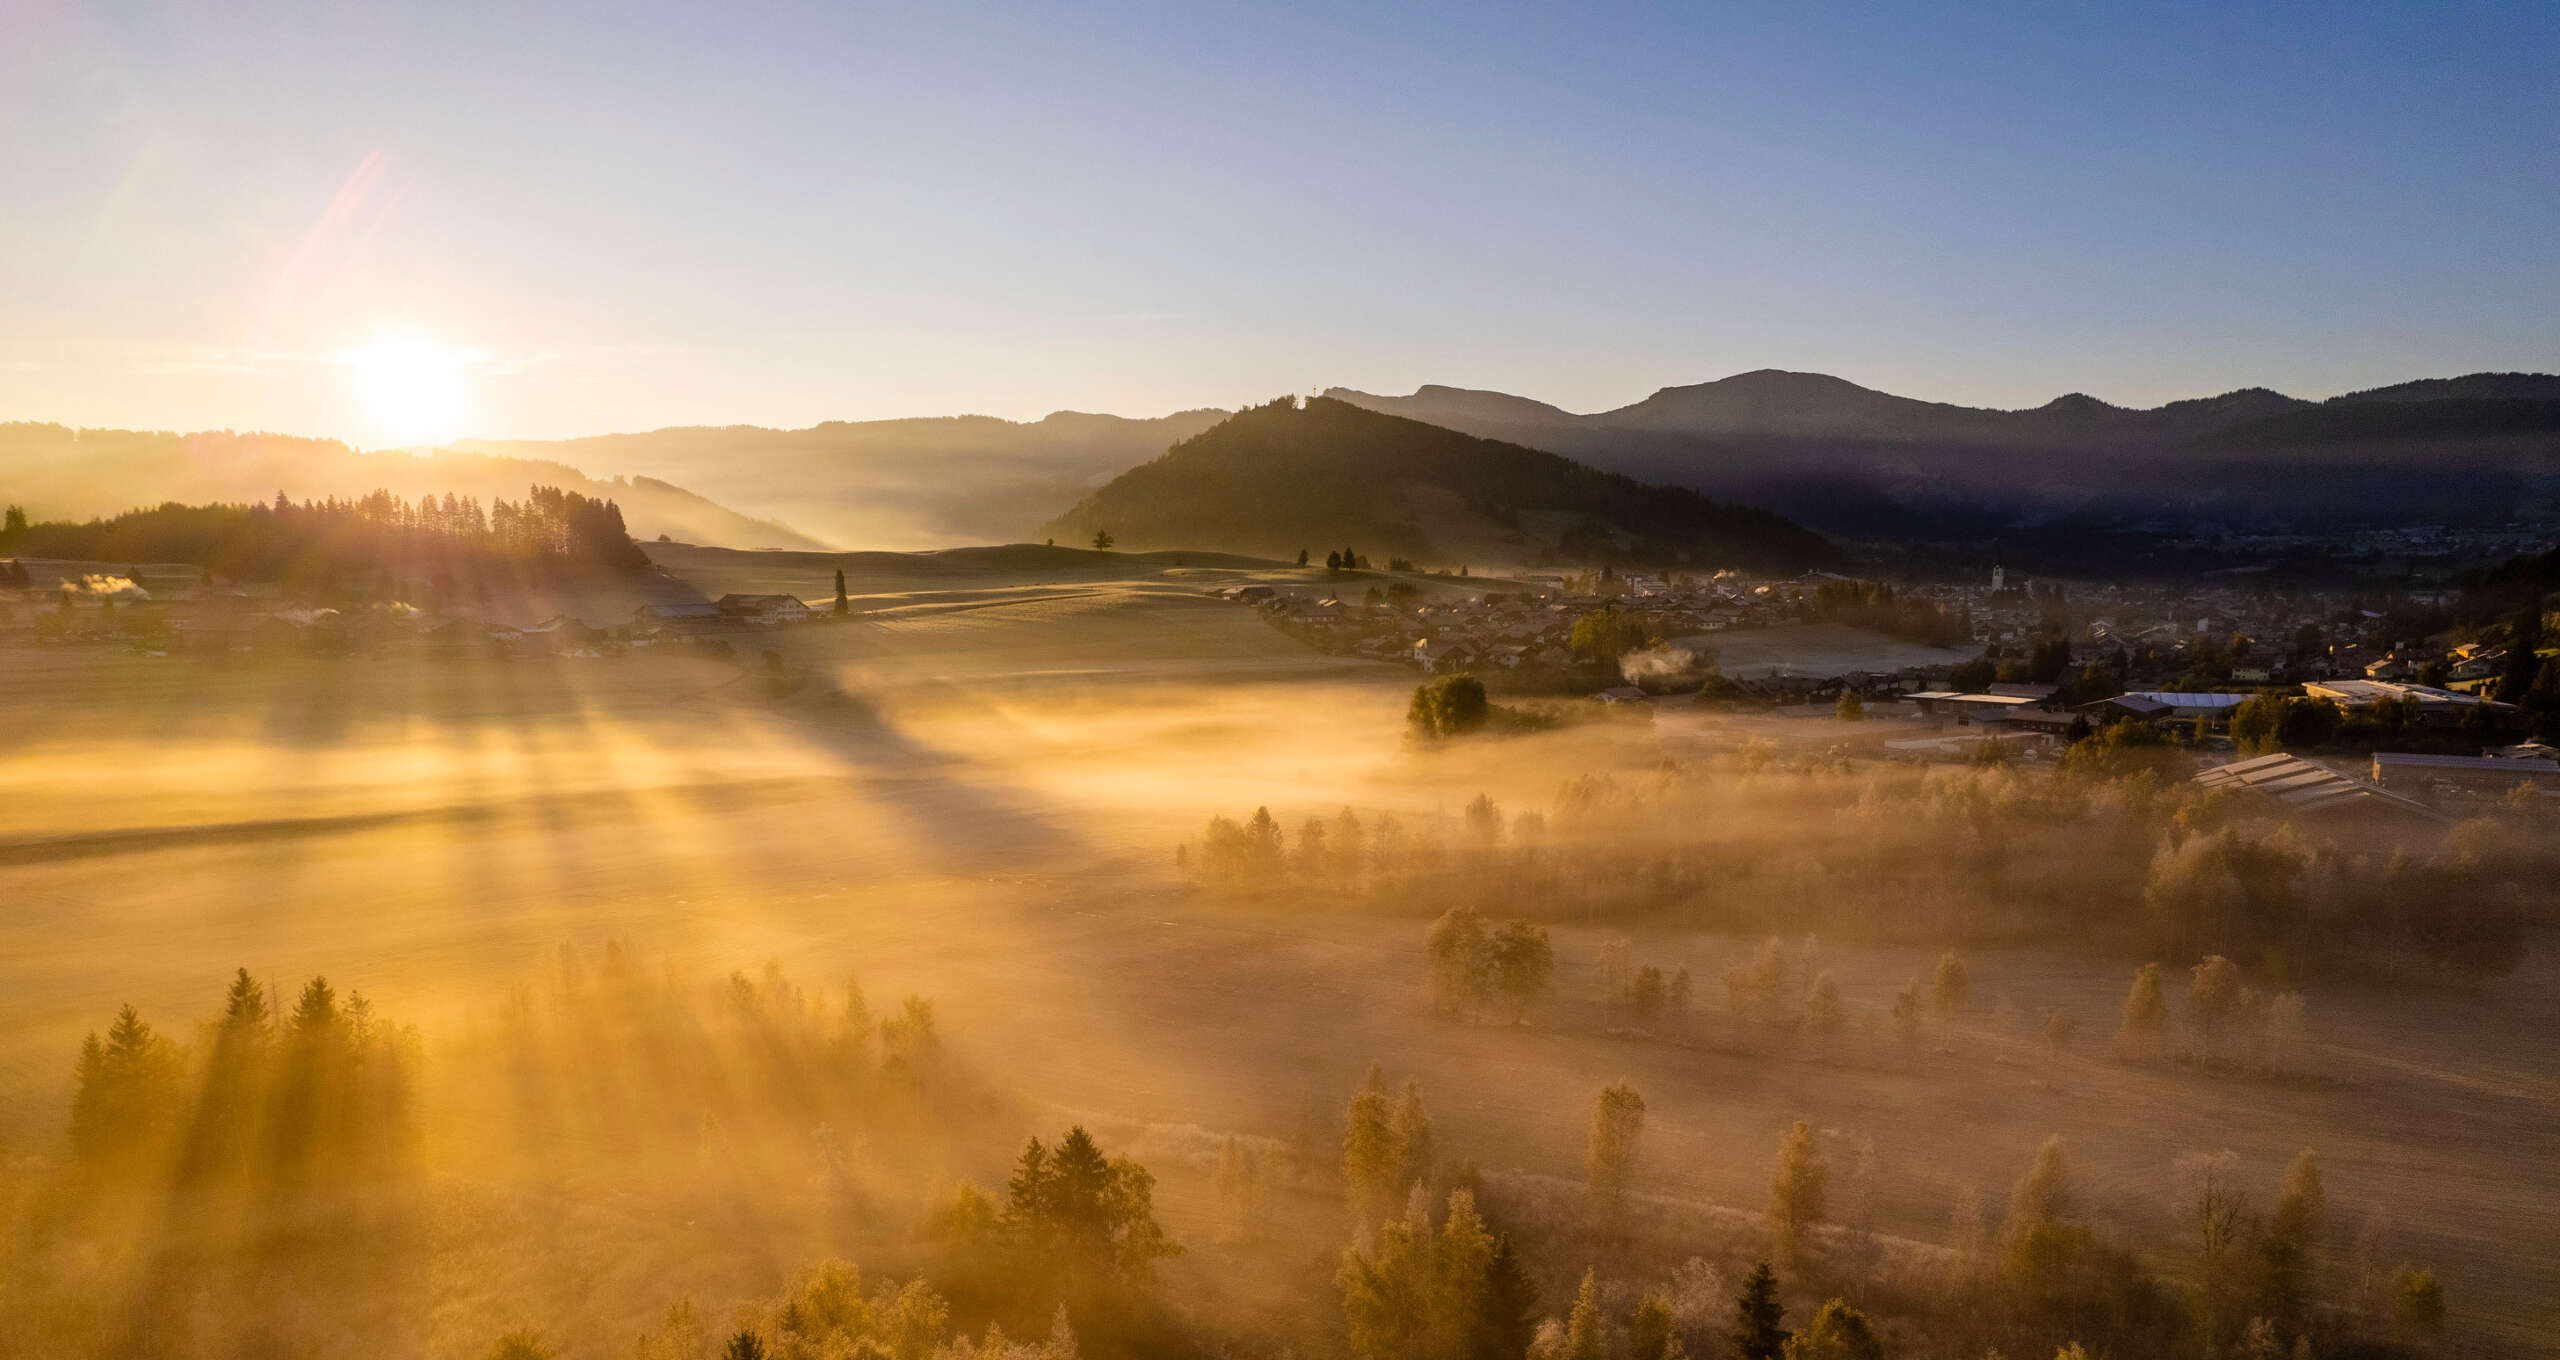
[
  {"left": 2193, "top": 753, "right": 2442, "bottom": 824},
  {"left": 1907, "top": 691, "right": 2048, "bottom": 724},
  {"left": 2304, "top": 679, "right": 2516, "bottom": 729},
  {"left": 2372, "top": 751, "right": 2560, "bottom": 795}
]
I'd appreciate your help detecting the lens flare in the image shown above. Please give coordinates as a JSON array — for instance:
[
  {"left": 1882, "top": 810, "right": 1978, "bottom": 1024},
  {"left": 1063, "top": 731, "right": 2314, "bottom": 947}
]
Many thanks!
[{"left": 339, "top": 333, "right": 474, "bottom": 448}]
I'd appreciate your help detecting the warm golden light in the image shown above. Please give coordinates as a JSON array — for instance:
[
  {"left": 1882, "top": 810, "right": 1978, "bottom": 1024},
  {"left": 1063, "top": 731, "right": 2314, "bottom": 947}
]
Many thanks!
[{"left": 339, "top": 333, "right": 474, "bottom": 448}]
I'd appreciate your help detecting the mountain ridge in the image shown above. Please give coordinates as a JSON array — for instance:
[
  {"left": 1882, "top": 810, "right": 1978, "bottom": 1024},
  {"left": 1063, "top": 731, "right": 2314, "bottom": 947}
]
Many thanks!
[
  {"left": 1038, "top": 396, "right": 1837, "bottom": 572},
  {"left": 459, "top": 408, "right": 1228, "bottom": 552},
  {"left": 1323, "top": 368, "right": 2560, "bottom": 538}
]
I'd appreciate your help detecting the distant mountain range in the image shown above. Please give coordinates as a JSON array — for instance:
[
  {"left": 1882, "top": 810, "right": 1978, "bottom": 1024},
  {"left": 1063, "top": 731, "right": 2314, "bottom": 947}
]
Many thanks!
[
  {"left": 457, "top": 409, "right": 1226, "bottom": 552},
  {"left": 1325, "top": 370, "right": 2560, "bottom": 541},
  {"left": 0, "top": 422, "right": 819, "bottom": 549},
  {"left": 1039, "top": 397, "right": 1837, "bottom": 572},
  {"left": 12, "top": 367, "right": 2551, "bottom": 565}
]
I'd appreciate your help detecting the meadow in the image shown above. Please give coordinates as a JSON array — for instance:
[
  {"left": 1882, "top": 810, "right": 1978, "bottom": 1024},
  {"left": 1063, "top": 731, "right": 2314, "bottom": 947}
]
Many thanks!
[{"left": 2, "top": 552, "right": 2551, "bottom": 1359}]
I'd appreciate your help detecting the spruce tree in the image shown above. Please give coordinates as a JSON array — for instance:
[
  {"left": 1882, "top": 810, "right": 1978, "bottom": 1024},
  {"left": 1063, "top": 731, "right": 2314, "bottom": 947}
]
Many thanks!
[
  {"left": 1563, "top": 1270, "right": 1606, "bottom": 1360},
  {"left": 1730, "top": 1261, "right": 1789, "bottom": 1360},
  {"left": 1475, "top": 1234, "right": 1539, "bottom": 1360},
  {"left": 1432, "top": 1190, "right": 1497, "bottom": 1358},
  {"left": 1343, "top": 1064, "right": 1399, "bottom": 1223},
  {"left": 1392, "top": 1080, "right": 1434, "bottom": 1198}
]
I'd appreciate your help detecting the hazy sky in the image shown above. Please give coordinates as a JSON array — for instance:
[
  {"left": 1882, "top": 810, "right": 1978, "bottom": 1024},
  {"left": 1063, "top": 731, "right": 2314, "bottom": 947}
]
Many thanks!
[{"left": 6, "top": 0, "right": 2556, "bottom": 446}]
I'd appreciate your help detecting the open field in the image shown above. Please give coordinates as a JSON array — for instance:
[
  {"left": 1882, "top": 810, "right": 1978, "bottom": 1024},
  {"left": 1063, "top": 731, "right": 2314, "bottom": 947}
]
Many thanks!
[
  {"left": 2, "top": 554, "right": 2554, "bottom": 1356},
  {"left": 1668, "top": 620, "right": 1977, "bottom": 679}
]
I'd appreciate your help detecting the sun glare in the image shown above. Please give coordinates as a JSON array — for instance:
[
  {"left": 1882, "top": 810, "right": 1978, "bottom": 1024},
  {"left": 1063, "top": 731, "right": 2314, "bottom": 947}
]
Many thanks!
[{"left": 340, "top": 333, "right": 474, "bottom": 448}]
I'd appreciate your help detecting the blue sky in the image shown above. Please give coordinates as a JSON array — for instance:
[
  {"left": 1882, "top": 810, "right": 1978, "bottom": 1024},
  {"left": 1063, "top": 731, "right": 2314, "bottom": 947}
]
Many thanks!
[{"left": 4, "top": 0, "right": 2555, "bottom": 444}]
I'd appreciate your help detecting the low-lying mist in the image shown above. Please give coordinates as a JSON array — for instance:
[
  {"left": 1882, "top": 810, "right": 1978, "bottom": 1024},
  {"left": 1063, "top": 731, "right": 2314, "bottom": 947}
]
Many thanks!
[{"left": 2, "top": 637, "right": 2554, "bottom": 1359}]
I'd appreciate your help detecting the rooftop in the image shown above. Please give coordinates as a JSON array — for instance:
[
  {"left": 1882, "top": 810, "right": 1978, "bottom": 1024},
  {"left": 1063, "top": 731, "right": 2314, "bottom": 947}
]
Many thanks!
[
  {"left": 2123, "top": 691, "right": 2254, "bottom": 709},
  {"left": 2193, "top": 753, "right": 2442, "bottom": 821}
]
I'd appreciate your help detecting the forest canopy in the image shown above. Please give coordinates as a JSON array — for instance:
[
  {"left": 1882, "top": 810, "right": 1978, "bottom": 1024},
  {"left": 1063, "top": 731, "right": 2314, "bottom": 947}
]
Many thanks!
[{"left": 0, "top": 486, "right": 651, "bottom": 582}]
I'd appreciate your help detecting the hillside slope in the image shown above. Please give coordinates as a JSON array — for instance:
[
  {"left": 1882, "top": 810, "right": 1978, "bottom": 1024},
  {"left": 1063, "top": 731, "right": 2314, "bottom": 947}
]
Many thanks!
[
  {"left": 1327, "top": 369, "right": 2560, "bottom": 539},
  {"left": 0, "top": 423, "right": 820, "bottom": 550},
  {"left": 1038, "top": 396, "right": 1836, "bottom": 571},
  {"left": 460, "top": 408, "right": 1227, "bottom": 551}
]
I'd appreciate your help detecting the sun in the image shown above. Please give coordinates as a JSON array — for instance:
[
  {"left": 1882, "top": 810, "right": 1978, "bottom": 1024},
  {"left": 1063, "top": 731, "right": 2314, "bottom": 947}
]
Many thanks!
[{"left": 339, "top": 333, "right": 474, "bottom": 448}]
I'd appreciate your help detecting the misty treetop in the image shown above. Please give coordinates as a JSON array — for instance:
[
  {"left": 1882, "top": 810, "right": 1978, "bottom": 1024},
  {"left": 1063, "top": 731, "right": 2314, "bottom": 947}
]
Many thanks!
[
  {"left": 0, "top": 484, "right": 651, "bottom": 584},
  {"left": 66, "top": 969, "right": 420, "bottom": 1191}
]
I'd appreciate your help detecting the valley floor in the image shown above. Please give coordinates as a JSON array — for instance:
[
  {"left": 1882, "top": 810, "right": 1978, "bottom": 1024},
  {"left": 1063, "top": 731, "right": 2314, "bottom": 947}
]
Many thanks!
[{"left": 1, "top": 553, "right": 2552, "bottom": 1355}]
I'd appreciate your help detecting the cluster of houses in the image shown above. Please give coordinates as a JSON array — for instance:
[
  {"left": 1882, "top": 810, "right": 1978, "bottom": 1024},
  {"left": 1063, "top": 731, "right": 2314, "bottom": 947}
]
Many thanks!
[
  {"left": 1211, "top": 567, "right": 2555, "bottom": 807},
  {"left": 1212, "top": 571, "right": 1801, "bottom": 678}
]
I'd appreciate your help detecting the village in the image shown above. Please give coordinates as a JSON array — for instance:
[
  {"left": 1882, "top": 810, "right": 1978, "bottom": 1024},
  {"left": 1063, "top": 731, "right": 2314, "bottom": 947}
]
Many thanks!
[{"left": 1212, "top": 562, "right": 2559, "bottom": 814}]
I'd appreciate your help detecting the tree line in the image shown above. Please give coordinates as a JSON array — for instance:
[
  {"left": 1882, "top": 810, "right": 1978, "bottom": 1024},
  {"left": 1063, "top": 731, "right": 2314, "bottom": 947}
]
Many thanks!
[{"left": 0, "top": 485, "right": 650, "bottom": 584}]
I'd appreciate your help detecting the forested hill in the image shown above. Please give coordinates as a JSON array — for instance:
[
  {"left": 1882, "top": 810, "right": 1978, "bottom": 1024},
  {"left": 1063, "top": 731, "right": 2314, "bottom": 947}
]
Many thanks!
[
  {"left": 0, "top": 423, "right": 822, "bottom": 551},
  {"left": 1038, "top": 396, "right": 1837, "bottom": 571},
  {"left": 0, "top": 488, "right": 651, "bottom": 584}
]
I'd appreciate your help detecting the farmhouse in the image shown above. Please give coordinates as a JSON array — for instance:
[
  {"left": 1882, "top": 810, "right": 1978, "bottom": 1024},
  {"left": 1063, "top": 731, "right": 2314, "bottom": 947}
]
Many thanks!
[
  {"left": 635, "top": 601, "right": 724, "bottom": 629},
  {"left": 1412, "top": 638, "right": 1479, "bottom": 674},
  {"left": 716, "top": 594, "right": 813, "bottom": 622}
]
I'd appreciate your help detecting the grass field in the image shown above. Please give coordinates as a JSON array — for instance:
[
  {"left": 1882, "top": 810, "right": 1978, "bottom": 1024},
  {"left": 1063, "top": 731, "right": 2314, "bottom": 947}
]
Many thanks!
[
  {"left": 1668, "top": 621, "right": 1977, "bottom": 679},
  {"left": 2, "top": 553, "right": 2553, "bottom": 1356}
]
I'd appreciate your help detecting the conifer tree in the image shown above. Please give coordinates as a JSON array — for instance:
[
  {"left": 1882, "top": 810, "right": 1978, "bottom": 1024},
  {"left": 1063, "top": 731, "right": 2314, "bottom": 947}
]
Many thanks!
[
  {"left": 1629, "top": 1290, "right": 1677, "bottom": 1360},
  {"left": 1730, "top": 1261, "right": 1789, "bottom": 1360},
  {"left": 1431, "top": 1190, "right": 1497, "bottom": 1359},
  {"left": 70, "top": 1003, "right": 182, "bottom": 1168},
  {"left": 1343, "top": 1064, "right": 1400, "bottom": 1223},
  {"left": 1392, "top": 1080, "right": 1435, "bottom": 1199},
  {"left": 1563, "top": 1269, "right": 1606, "bottom": 1360},
  {"left": 1477, "top": 1235, "right": 1539, "bottom": 1360}
]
